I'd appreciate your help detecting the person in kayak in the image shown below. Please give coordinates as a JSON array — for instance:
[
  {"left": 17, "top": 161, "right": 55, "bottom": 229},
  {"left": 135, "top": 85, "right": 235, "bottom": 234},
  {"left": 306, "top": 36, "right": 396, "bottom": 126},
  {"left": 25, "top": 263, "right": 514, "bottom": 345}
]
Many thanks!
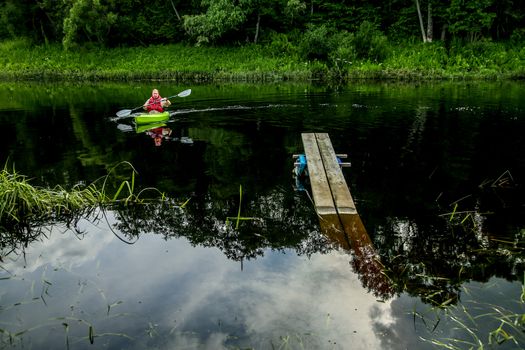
[{"left": 143, "top": 89, "right": 171, "bottom": 113}]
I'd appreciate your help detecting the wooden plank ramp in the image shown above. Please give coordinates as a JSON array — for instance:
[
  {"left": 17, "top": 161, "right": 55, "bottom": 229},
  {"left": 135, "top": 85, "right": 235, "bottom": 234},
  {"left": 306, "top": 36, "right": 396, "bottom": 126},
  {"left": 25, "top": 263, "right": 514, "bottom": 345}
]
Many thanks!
[
  {"left": 300, "top": 132, "right": 393, "bottom": 299},
  {"left": 301, "top": 132, "right": 356, "bottom": 216},
  {"left": 301, "top": 133, "right": 336, "bottom": 215}
]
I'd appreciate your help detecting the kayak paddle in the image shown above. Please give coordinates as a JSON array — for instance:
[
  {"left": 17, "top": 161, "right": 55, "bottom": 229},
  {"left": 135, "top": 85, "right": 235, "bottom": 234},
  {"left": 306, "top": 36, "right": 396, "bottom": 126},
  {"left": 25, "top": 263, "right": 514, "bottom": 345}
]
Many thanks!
[{"left": 116, "top": 89, "right": 192, "bottom": 118}]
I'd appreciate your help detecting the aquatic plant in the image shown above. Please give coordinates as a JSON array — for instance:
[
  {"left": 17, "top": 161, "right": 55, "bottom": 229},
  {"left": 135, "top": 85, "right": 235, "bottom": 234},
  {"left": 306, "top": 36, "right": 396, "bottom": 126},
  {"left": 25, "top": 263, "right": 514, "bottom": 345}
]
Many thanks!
[
  {"left": 0, "top": 164, "right": 98, "bottom": 228},
  {"left": 0, "top": 265, "right": 134, "bottom": 349},
  {"left": 418, "top": 275, "right": 525, "bottom": 349},
  {"left": 225, "top": 184, "right": 261, "bottom": 230},
  {"left": 411, "top": 169, "right": 525, "bottom": 348},
  {"left": 0, "top": 162, "right": 165, "bottom": 240},
  {"left": 439, "top": 170, "right": 517, "bottom": 232},
  {"left": 0, "top": 162, "right": 173, "bottom": 346}
]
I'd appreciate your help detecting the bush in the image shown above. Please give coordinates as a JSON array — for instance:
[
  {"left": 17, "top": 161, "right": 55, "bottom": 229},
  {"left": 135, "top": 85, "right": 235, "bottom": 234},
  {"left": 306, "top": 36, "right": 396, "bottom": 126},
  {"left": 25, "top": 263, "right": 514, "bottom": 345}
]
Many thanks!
[
  {"left": 308, "top": 60, "right": 329, "bottom": 79},
  {"left": 510, "top": 28, "right": 525, "bottom": 46},
  {"left": 329, "top": 31, "right": 357, "bottom": 62},
  {"left": 298, "top": 24, "right": 335, "bottom": 61},
  {"left": 354, "top": 21, "right": 390, "bottom": 62},
  {"left": 447, "top": 39, "right": 509, "bottom": 71},
  {"left": 328, "top": 31, "right": 356, "bottom": 80},
  {"left": 298, "top": 22, "right": 391, "bottom": 64},
  {"left": 266, "top": 32, "right": 298, "bottom": 58}
]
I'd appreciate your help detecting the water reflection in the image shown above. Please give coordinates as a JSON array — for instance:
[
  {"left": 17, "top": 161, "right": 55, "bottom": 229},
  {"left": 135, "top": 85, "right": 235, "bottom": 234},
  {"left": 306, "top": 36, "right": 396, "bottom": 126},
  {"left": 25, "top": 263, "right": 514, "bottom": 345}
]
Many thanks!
[
  {"left": 0, "top": 221, "right": 403, "bottom": 349},
  {"left": 1, "top": 198, "right": 523, "bottom": 348},
  {"left": 319, "top": 213, "right": 394, "bottom": 299},
  {"left": 0, "top": 81, "right": 524, "bottom": 348}
]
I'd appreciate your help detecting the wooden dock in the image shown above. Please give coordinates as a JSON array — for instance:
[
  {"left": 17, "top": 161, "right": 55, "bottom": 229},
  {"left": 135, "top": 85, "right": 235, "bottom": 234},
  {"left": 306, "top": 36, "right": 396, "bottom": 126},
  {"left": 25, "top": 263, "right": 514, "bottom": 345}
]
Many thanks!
[
  {"left": 298, "top": 132, "right": 393, "bottom": 298},
  {"left": 300, "top": 133, "right": 356, "bottom": 216}
]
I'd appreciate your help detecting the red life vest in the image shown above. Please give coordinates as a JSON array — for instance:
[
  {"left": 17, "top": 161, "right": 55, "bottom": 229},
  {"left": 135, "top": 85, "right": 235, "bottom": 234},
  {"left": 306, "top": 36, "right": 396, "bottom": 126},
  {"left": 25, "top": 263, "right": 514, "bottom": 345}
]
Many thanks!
[{"left": 147, "top": 96, "right": 163, "bottom": 112}]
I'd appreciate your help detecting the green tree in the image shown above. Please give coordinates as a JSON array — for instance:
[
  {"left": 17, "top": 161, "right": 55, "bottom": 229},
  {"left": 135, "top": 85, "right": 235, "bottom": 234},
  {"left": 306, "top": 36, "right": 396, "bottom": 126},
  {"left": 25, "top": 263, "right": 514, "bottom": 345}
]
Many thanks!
[
  {"left": 36, "top": 0, "right": 70, "bottom": 43},
  {"left": 250, "top": 0, "right": 306, "bottom": 43},
  {"left": 183, "top": 0, "right": 247, "bottom": 45},
  {"left": 353, "top": 20, "right": 388, "bottom": 61},
  {"left": 0, "top": 0, "right": 30, "bottom": 39},
  {"left": 183, "top": 0, "right": 307, "bottom": 45},
  {"left": 309, "top": 0, "right": 381, "bottom": 32},
  {"left": 446, "top": 0, "right": 496, "bottom": 41},
  {"left": 490, "top": 0, "right": 525, "bottom": 39},
  {"left": 109, "top": 0, "right": 187, "bottom": 46},
  {"left": 62, "top": 0, "right": 117, "bottom": 50},
  {"left": 0, "top": 0, "right": 523, "bottom": 47},
  {"left": 299, "top": 23, "right": 333, "bottom": 61}
]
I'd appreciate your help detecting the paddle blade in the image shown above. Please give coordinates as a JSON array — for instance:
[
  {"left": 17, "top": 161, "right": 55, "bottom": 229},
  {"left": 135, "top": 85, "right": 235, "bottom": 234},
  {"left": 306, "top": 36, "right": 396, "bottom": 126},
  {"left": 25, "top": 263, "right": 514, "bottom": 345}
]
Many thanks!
[
  {"left": 116, "top": 109, "right": 132, "bottom": 118},
  {"left": 177, "top": 89, "right": 191, "bottom": 98}
]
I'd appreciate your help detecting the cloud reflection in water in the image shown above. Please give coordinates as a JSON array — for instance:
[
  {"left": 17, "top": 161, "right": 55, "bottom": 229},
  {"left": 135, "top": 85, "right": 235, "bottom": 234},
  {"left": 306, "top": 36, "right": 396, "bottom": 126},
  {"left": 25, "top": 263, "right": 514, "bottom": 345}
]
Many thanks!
[{"left": 0, "top": 217, "right": 415, "bottom": 350}]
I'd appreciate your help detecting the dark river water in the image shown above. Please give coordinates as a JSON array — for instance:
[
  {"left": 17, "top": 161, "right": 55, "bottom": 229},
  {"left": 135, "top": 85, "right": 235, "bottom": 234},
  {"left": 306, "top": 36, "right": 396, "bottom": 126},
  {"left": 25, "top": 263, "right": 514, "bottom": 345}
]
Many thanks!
[{"left": 0, "top": 81, "right": 524, "bottom": 349}]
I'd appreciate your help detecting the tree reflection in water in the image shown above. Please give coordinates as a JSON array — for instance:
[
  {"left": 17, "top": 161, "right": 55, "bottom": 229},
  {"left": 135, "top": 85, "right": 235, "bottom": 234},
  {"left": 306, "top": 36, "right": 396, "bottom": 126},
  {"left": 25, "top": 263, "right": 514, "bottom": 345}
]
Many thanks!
[
  {"left": 371, "top": 181, "right": 525, "bottom": 306},
  {"left": 1, "top": 181, "right": 524, "bottom": 308},
  {"left": 110, "top": 190, "right": 334, "bottom": 262}
]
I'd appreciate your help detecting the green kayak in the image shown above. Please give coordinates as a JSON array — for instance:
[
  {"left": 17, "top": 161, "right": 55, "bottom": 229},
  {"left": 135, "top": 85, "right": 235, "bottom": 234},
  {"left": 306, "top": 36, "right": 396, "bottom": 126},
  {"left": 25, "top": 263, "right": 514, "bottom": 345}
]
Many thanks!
[{"left": 134, "top": 111, "right": 170, "bottom": 125}]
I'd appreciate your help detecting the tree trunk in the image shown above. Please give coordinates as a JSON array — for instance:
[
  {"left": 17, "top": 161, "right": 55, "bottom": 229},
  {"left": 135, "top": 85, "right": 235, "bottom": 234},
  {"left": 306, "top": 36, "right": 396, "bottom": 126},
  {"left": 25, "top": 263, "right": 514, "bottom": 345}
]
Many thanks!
[
  {"left": 440, "top": 24, "right": 447, "bottom": 41},
  {"left": 415, "top": 0, "right": 427, "bottom": 42},
  {"left": 254, "top": 13, "right": 260, "bottom": 44},
  {"left": 40, "top": 21, "right": 49, "bottom": 46},
  {"left": 426, "top": 2, "right": 433, "bottom": 42},
  {"left": 169, "top": 0, "right": 181, "bottom": 21}
]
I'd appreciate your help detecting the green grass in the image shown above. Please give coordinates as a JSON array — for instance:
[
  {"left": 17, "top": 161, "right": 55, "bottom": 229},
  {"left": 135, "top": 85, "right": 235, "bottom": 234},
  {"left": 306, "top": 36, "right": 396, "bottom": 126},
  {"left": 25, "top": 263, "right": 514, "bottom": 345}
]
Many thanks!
[
  {"left": 0, "top": 38, "right": 524, "bottom": 81},
  {"left": 0, "top": 39, "right": 309, "bottom": 82},
  {"left": 379, "top": 40, "right": 525, "bottom": 80}
]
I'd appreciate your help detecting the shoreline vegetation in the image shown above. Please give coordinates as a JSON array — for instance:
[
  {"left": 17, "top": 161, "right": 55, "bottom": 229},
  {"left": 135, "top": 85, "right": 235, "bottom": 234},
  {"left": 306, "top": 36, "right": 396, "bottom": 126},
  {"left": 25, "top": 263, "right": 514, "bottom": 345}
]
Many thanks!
[{"left": 1, "top": 38, "right": 524, "bottom": 83}]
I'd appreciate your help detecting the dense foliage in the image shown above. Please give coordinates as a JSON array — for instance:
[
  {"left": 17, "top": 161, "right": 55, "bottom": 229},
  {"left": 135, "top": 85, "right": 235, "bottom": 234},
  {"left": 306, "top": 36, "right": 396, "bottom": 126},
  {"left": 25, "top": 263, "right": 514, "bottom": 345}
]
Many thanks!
[
  {"left": 0, "top": 1, "right": 524, "bottom": 81},
  {"left": 1, "top": 1, "right": 523, "bottom": 47}
]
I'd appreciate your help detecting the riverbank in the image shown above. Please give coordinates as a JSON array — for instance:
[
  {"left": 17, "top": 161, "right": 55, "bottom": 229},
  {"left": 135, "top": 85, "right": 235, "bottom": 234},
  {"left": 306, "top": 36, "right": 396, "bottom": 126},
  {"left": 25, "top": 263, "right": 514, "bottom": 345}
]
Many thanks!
[{"left": 1, "top": 39, "right": 524, "bottom": 82}]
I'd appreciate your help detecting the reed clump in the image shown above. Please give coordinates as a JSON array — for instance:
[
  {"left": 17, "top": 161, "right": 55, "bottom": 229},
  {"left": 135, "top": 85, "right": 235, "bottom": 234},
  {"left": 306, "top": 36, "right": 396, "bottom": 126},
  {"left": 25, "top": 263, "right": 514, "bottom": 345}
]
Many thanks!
[
  {"left": 0, "top": 166, "right": 100, "bottom": 228},
  {"left": 0, "top": 162, "right": 162, "bottom": 235}
]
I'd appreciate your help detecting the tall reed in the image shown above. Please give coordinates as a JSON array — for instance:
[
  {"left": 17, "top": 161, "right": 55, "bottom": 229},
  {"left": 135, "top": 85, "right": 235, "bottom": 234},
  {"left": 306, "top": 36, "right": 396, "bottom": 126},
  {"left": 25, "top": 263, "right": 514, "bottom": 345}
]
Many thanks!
[
  {"left": 225, "top": 184, "right": 260, "bottom": 230},
  {"left": 0, "top": 165, "right": 99, "bottom": 227},
  {"left": 0, "top": 162, "right": 163, "bottom": 238}
]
